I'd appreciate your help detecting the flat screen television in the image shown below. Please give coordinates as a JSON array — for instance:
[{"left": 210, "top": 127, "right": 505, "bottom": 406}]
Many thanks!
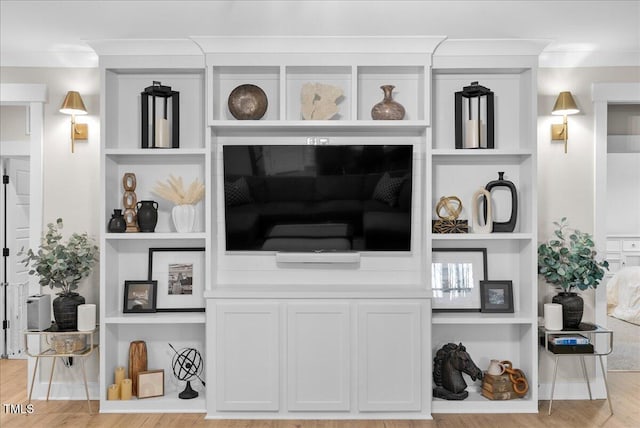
[{"left": 223, "top": 145, "right": 412, "bottom": 252}]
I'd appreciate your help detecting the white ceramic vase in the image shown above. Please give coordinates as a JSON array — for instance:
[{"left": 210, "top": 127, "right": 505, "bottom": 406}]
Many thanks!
[{"left": 172, "top": 204, "right": 196, "bottom": 233}]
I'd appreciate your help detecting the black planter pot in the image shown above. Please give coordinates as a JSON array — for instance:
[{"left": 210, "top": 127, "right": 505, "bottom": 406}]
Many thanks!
[
  {"left": 136, "top": 200, "right": 158, "bottom": 232},
  {"left": 52, "top": 292, "right": 85, "bottom": 331},
  {"left": 552, "top": 292, "right": 584, "bottom": 330}
]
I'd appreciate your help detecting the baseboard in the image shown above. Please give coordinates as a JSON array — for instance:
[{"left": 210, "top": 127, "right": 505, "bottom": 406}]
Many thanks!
[
  {"left": 29, "top": 381, "right": 100, "bottom": 401},
  {"left": 538, "top": 380, "right": 607, "bottom": 400}
]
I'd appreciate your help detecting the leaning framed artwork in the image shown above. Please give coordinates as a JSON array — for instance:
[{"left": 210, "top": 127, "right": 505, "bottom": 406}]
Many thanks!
[
  {"left": 480, "top": 280, "right": 514, "bottom": 313},
  {"left": 431, "top": 248, "right": 488, "bottom": 312},
  {"left": 137, "top": 370, "right": 165, "bottom": 399},
  {"left": 148, "top": 247, "right": 206, "bottom": 312},
  {"left": 123, "top": 280, "right": 157, "bottom": 313}
]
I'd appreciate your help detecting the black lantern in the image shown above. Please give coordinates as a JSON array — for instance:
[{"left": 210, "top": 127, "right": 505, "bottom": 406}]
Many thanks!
[
  {"left": 454, "top": 81, "right": 494, "bottom": 149},
  {"left": 141, "top": 81, "right": 179, "bottom": 149}
]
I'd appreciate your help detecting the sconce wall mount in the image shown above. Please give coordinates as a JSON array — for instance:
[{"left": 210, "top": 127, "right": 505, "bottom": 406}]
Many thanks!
[
  {"left": 551, "top": 91, "right": 580, "bottom": 153},
  {"left": 60, "top": 91, "right": 88, "bottom": 153}
]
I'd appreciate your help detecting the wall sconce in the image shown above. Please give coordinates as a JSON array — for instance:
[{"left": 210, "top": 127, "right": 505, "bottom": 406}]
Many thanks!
[
  {"left": 551, "top": 91, "right": 580, "bottom": 153},
  {"left": 59, "top": 91, "right": 88, "bottom": 153}
]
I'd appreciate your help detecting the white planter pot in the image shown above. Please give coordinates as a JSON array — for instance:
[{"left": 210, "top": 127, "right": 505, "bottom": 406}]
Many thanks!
[{"left": 172, "top": 204, "right": 196, "bottom": 233}]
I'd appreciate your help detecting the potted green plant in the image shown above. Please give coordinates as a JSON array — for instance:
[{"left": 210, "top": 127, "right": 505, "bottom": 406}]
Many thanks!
[
  {"left": 21, "top": 218, "right": 98, "bottom": 331},
  {"left": 538, "top": 217, "right": 608, "bottom": 329}
]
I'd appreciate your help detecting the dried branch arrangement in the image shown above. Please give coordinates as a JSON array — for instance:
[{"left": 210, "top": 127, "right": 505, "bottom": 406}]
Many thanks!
[{"left": 152, "top": 175, "right": 205, "bottom": 205}]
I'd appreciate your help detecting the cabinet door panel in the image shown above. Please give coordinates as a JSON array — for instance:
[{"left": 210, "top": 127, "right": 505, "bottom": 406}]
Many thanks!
[
  {"left": 358, "top": 302, "right": 421, "bottom": 411},
  {"left": 287, "top": 303, "right": 350, "bottom": 411},
  {"left": 215, "top": 302, "right": 279, "bottom": 411}
]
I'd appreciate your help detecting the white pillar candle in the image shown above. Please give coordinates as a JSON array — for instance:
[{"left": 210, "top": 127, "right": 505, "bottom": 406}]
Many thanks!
[
  {"left": 77, "top": 304, "right": 96, "bottom": 331},
  {"left": 544, "top": 303, "right": 563, "bottom": 331},
  {"left": 155, "top": 118, "right": 170, "bottom": 148},
  {"left": 464, "top": 119, "right": 483, "bottom": 149}
]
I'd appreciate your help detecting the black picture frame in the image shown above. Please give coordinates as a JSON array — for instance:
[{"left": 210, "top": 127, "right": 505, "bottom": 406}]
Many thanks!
[
  {"left": 148, "top": 247, "right": 206, "bottom": 312},
  {"left": 431, "top": 248, "right": 488, "bottom": 312},
  {"left": 480, "top": 280, "right": 514, "bottom": 313},
  {"left": 123, "top": 280, "right": 157, "bottom": 313}
]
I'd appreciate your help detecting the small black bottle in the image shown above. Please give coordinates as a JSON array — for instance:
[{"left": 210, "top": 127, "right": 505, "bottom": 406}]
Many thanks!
[
  {"left": 108, "top": 209, "right": 127, "bottom": 233},
  {"left": 484, "top": 172, "right": 518, "bottom": 232}
]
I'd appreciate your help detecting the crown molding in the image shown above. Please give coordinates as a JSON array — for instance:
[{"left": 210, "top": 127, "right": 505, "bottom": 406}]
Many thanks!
[
  {"left": 0, "top": 51, "right": 98, "bottom": 68},
  {"left": 539, "top": 50, "right": 640, "bottom": 68},
  {"left": 434, "top": 39, "right": 550, "bottom": 57},
  {"left": 191, "top": 36, "right": 447, "bottom": 54},
  {"left": 85, "top": 38, "right": 202, "bottom": 56}
]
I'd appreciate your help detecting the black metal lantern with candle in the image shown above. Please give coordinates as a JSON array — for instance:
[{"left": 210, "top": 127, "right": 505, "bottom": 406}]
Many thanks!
[
  {"left": 454, "top": 81, "right": 494, "bottom": 149},
  {"left": 141, "top": 81, "right": 179, "bottom": 149}
]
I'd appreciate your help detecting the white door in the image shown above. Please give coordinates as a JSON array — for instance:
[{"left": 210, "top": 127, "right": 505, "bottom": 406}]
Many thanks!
[
  {"left": 1, "top": 157, "right": 30, "bottom": 358},
  {"left": 287, "top": 303, "right": 350, "bottom": 411},
  {"left": 358, "top": 302, "right": 422, "bottom": 411},
  {"left": 215, "top": 302, "right": 280, "bottom": 411}
]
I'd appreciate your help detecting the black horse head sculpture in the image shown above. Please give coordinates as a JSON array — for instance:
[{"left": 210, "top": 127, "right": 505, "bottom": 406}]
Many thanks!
[{"left": 433, "top": 342, "right": 483, "bottom": 400}]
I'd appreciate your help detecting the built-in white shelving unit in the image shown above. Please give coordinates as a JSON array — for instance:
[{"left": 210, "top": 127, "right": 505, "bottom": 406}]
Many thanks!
[
  {"left": 199, "top": 36, "right": 440, "bottom": 419},
  {"left": 429, "top": 40, "right": 542, "bottom": 414},
  {"left": 93, "top": 36, "right": 544, "bottom": 417},
  {"left": 93, "top": 45, "right": 209, "bottom": 412}
]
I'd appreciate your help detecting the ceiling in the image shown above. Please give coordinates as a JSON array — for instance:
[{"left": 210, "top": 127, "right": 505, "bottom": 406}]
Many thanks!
[{"left": 1, "top": 0, "right": 639, "bottom": 68}]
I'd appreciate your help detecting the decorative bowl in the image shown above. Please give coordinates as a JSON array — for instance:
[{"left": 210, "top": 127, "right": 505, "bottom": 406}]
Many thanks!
[{"left": 228, "top": 84, "right": 268, "bottom": 120}]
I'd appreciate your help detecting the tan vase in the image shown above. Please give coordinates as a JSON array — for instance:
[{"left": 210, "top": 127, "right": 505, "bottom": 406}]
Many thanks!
[
  {"left": 371, "top": 85, "right": 405, "bottom": 120},
  {"left": 128, "top": 340, "right": 148, "bottom": 396}
]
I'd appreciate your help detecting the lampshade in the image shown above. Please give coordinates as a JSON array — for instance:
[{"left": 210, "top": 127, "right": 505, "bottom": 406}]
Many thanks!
[
  {"left": 59, "top": 91, "right": 88, "bottom": 115},
  {"left": 551, "top": 91, "right": 579, "bottom": 116}
]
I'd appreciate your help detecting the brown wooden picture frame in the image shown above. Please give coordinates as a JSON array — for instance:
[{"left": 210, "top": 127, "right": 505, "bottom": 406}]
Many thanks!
[{"left": 137, "top": 369, "right": 164, "bottom": 399}]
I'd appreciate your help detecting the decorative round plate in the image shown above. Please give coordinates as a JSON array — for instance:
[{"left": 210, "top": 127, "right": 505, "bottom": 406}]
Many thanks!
[{"left": 228, "top": 84, "right": 268, "bottom": 120}]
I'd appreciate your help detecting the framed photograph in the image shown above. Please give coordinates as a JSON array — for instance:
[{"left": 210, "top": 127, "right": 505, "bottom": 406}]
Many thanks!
[
  {"left": 137, "top": 369, "right": 164, "bottom": 399},
  {"left": 431, "top": 248, "right": 487, "bottom": 312},
  {"left": 480, "top": 280, "right": 514, "bottom": 313},
  {"left": 123, "top": 280, "right": 157, "bottom": 313},
  {"left": 148, "top": 247, "right": 205, "bottom": 312}
]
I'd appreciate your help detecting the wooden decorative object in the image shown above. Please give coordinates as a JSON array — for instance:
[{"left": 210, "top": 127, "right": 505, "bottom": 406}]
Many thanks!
[
  {"left": 128, "top": 340, "right": 148, "bottom": 396},
  {"left": 432, "top": 219, "right": 468, "bottom": 234},
  {"left": 481, "top": 364, "right": 528, "bottom": 400},
  {"left": 432, "top": 196, "right": 468, "bottom": 233},
  {"left": 123, "top": 173, "right": 140, "bottom": 232}
]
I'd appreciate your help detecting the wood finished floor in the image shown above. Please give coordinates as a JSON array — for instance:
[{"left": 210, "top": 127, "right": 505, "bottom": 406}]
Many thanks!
[{"left": 1, "top": 359, "right": 638, "bottom": 428}]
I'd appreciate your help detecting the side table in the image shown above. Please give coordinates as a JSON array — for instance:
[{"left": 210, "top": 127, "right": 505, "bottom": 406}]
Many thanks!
[
  {"left": 24, "top": 328, "right": 98, "bottom": 414},
  {"left": 539, "top": 324, "right": 613, "bottom": 416}
]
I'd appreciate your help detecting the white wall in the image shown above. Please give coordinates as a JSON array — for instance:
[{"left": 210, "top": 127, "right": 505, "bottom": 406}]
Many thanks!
[
  {"left": 0, "top": 68, "right": 101, "bottom": 305},
  {"left": 537, "top": 66, "right": 640, "bottom": 309},
  {"left": 1, "top": 68, "right": 100, "bottom": 397},
  {"left": 537, "top": 66, "right": 640, "bottom": 395}
]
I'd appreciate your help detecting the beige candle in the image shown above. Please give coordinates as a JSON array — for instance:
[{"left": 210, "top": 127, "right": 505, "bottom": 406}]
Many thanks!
[
  {"left": 107, "top": 384, "right": 119, "bottom": 400},
  {"left": 464, "top": 119, "right": 483, "bottom": 149},
  {"left": 114, "top": 366, "right": 126, "bottom": 387},
  {"left": 120, "top": 378, "right": 132, "bottom": 400},
  {"left": 155, "top": 118, "right": 170, "bottom": 148}
]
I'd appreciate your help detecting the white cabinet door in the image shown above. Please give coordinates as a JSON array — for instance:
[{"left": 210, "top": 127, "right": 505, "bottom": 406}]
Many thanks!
[
  {"left": 287, "top": 303, "right": 350, "bottom": 411},
  {"left": 215, "top": 302, "right": 280, "bottom": 411},
  {"left": 358, "top": 302, "right": 422, "bottom": 411}
]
